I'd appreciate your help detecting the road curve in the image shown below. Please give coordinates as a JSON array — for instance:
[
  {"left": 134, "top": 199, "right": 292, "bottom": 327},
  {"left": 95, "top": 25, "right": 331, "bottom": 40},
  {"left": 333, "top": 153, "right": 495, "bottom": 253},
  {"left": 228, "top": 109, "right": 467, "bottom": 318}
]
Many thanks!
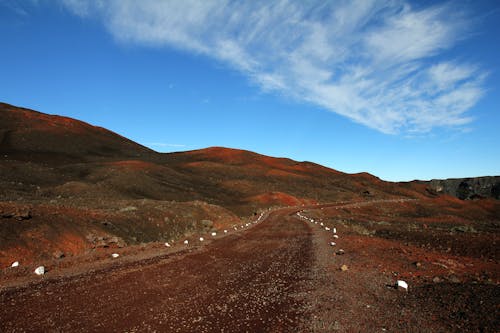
[{"left": 0, "top": 208, "right": 313, "bottom": 332}]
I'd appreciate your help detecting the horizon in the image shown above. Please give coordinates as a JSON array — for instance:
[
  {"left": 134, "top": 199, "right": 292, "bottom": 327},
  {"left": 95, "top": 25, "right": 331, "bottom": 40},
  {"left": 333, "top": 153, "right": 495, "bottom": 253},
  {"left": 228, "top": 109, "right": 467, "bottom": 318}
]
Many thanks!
[
  {"left": 1, "top": 1, "right": 499, "bottom": 181},
  {"left": 4, "top": 99, "right": 498, "bottom": 184}
]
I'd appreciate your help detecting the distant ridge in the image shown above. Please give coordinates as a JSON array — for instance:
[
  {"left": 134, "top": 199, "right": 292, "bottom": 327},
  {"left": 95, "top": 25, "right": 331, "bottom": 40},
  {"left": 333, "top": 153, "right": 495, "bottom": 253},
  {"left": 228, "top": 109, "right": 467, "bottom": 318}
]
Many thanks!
[{"left": 424, "top": 176, "right": 500, "bottom": 200}]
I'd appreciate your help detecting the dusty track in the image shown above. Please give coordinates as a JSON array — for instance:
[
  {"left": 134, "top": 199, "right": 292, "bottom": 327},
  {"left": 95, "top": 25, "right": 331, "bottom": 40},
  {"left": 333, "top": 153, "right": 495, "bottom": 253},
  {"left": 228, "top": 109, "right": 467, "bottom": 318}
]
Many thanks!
[
  {"left": 0, "top": 208, "right": 313, "bottom": 332},
  {"left": 1, "top": 200, "right": 498, "bottom": 332}
]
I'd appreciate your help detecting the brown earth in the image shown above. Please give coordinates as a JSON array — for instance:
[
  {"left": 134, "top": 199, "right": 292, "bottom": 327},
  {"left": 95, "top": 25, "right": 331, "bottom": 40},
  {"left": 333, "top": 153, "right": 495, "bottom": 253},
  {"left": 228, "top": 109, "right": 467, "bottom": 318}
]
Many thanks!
[
  {"left": 1, "top": 102, "right": 429, "bottom": 265},
  {"left": 1, "top": 202, "right": 498, "bottom": 332},
  {"left": 0, "top": 102, "right": 499, "bottom": 331}
]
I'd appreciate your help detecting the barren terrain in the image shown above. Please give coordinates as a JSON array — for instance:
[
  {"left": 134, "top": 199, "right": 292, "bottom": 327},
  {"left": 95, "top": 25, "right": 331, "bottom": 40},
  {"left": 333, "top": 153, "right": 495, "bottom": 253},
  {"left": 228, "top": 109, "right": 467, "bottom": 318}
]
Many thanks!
[{"left": 1, "top": 103, "right": 499, "bottom": 331}]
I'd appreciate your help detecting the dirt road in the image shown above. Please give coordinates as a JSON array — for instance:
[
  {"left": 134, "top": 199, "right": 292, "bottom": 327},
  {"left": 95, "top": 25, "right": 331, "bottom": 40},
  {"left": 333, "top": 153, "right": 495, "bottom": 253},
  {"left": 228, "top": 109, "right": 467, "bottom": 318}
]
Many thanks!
[
  {"left": 1, "top": 208, "right": 313, "bottom": 332},
  {"left": 1, "top": 201, "right": 498, "bottom": 332}
]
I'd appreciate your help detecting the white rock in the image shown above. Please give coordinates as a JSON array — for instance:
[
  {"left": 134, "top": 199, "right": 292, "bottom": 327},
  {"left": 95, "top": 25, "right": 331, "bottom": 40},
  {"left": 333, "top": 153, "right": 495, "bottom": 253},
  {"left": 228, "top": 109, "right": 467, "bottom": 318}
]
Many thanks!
[
  {"left": 11, "top": 261, "right": 19, "bottom": 268},
  {"left": 397, "top": 280, "right": 408, "bottom": 291},
  {"left": 164, "top": 242, "right": 171, "bottom": 247},
  {"left": 111, "top": 253, "right": 119, "bottom": 258},
  {"left": 325, "top": 227, "right": 330, "bottom": 231},
  {"left": 211, "top": 232, "right": 217, "bottom": 237},
  {"left": 333, "top": 228, "right": 337, "bottom": 234},
  {"left": 333, "top": 234, "right": 339, "bottom": 239},
  {"left": 34, "top": 266, "right": 45, "bottom": 275},
  {"left": 184, "top": 240, "right": 189, "bottom": 245},
  {"left": 329, "top": 242, "right": 336, "bottom": 246},
  {"left": 320, "top": 222, "right": 324, "bottom": 226},
  {"left": 224, "top": 230, "right": 228, "bottom": 233},
  {"left": 199, "top": 237, "right": 204, "bottom": 242}
]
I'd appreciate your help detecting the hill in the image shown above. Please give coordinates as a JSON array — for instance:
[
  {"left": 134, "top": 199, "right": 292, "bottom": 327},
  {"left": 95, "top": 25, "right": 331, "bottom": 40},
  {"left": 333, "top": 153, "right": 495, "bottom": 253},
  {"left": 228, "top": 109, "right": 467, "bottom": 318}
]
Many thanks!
[
  {"left": 423, "top": 176, "right": 500, "bottom": 200},
  {"left": 0, "top": 102, "right": 496, "bottom": 266}
]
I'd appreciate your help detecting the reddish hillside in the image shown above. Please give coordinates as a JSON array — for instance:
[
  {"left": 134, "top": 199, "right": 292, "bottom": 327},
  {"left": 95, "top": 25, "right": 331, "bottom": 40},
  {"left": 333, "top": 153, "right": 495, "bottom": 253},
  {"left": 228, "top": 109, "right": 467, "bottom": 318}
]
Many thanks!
[
  {"left": 1, "top": 102, "right": 498, "bottom": 332},
  {"left": 0, "top": 102, "right": 155, "bottom": 161},
  {"left": 1, "top": 102, "right": 493, "bottom": 266}
]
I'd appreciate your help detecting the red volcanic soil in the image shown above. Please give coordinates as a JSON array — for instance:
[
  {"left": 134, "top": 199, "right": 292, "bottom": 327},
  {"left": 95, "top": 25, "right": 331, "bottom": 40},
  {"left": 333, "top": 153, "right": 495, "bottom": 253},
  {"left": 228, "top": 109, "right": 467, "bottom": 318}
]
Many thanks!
[
  {"left": 1, "top": 203, "right": 498, "bottom": 332},
  {"left": 1, "top": 102, "right": 499, "bottom": 331},
  {"left": 244, "top": 191, "right": 315, "bottom": 207}
]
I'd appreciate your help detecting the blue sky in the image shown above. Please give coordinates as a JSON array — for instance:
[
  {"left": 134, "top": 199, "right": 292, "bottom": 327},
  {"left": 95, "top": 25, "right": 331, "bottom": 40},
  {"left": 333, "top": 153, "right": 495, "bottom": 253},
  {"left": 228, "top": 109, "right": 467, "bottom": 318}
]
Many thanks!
[{"left": 1, "top": 0, "right": 499, "bottom": 181}]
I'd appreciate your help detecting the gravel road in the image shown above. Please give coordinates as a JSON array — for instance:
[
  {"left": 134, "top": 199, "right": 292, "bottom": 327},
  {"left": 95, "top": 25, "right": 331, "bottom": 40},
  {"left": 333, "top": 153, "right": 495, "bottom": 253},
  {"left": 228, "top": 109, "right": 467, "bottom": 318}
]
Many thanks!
[{"left": 1, "top": 208, "right": 313, "bottom": 332}]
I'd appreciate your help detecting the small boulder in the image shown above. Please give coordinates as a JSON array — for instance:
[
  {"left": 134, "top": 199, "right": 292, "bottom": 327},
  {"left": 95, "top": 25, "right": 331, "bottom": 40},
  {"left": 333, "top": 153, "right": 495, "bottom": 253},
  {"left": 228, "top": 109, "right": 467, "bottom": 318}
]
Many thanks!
[
  {"left": 53, "top": 251, "right": 65, "bottom": 259},
  {"left": 164, "top": 242, "right": 171, "bottom": 247},
  {"left": 199, "top": 237, "right": 204, "bottom": 242},
  {"left": 396, "top": 280, "right": 408, "bottom": 292},
  {"left": 201, "top": 220, "right": 213, "bottom": 230},
  {"left": 340, "top": 264, "right": 348, "bottom": 271},
  {"left": 119, "top": 206, "right": 137, "bottom": 212},
  {"left": 329, "top": 242, "right": 336, "bottom": 246},
  {"left": 111, "top": 253, "right": 119, "bottom": 258},
  {"left": 184, "top": 240, "right": 189, "bottom": 245},
  {"left": 211, "top": 232, "right": 217, "bottom": 237},
  {"left": 336, "top": 249, "right": 345, "bottom": 255},
  {"left": 34, "top": 266, "right": 45, "bottom": 275},
  {"left": 11, "top": 261, "right": 19, "bottom": 268}
]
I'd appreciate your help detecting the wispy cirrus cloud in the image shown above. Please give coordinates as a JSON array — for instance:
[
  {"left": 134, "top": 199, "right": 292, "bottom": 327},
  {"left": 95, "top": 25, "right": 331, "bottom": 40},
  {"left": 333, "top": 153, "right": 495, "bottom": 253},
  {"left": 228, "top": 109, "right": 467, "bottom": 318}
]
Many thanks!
[{"left": 61, "top": 0, "right": 487, "bottom": 134}]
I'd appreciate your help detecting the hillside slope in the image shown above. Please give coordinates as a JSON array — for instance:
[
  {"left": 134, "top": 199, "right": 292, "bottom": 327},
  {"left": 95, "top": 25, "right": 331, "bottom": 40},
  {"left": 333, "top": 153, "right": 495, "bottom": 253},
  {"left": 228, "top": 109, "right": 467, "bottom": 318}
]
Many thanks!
[
  {"left": 425, "top": 176, "right": 500, "bottom": 200},
  {"left": 0, "top": 102, "right": 493, "bottom": 266}
]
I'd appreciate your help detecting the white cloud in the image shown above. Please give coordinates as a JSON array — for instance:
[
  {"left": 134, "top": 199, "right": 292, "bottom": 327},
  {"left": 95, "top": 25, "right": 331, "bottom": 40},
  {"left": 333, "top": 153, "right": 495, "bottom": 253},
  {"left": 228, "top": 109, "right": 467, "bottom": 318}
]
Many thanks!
[{"left": 60, "top": 0, "right": 486, "bottom": 135}]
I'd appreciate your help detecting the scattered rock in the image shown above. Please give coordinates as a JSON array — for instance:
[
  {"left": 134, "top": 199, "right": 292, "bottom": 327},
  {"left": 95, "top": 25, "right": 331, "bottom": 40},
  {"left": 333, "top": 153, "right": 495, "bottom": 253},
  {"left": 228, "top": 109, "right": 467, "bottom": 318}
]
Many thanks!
[
  {"left": 86, "top": 234, "right": 126, "bottom": 248},
  {"left": 336, "top": 249, "right": 345, "bottom": 255},
  {"left": 199, "top": 237, "right": 204, "bottom": 242},
  {"left": 432, "top": 276, "right": 442, "bottom": 283},
  {"left": 329, "top": 242, "right": 336, "bottom": 246},
  {"left": 11, "top": 261, "right": 19, "bottom": 268},
  {"left": 413, "top": 261, "right": 422, "bottom": 268},
  {"left": 111, "top": 253, "right": 119, "bottom": 258},
  {"left": 119, "top": 206, "right": 137, "bottom": 212},
  {"left": 396, "top": 280, "right": 408, "bottom": 292},
  {"left": 448, "top": 275, "right": 461, "bottom": 283},
  {"left": 340, "top": 264, "right": 348, "bottom": 271},
  {"left": 211, "top": 232, "right": 217, "bottom": 237},
  {"left": 34, "top": 266, "right": 45, "bottom": 275},
  {"left": 184, "top": 240, "right": 189, "bottom": 245},
  {"left": 201, "top": 220, "right": 213, "bottom": 230},
  {"left": 1, "top": 207, "right": 32, "bottom": 220},
  {"left": 53, "top": 251, "right": 65, "bottom": 259},
  {"left": 164, "top": 242, "right": 171, "bottom": 247},
  {"left": 452, "top": 225, "right": 477, "bottom": 233}
]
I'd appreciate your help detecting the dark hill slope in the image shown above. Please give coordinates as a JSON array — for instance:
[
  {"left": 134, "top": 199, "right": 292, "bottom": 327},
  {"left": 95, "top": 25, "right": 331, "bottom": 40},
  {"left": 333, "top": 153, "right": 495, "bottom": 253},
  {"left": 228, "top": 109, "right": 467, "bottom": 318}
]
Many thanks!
[
  {"left": 0, "top": 102, "right": 497, "bottom": 267},
  {"left": 424, "top": 177, "right": 500, "bottom": 200},
  {"left": 0, "top": 102, "right": 156, "bottom": 162},
  {"left": 0, "top": 102, "right": 427, "bottom": 215}
]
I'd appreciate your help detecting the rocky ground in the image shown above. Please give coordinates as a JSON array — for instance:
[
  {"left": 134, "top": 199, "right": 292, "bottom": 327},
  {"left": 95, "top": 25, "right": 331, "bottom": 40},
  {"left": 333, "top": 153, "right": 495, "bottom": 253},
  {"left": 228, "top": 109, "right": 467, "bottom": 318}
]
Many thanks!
[
  {"left": 1, "top": 200, "right": 498, "bottom": 332},
  {"left": 1, "top": 103, "right": 499, "bottom": 332}
]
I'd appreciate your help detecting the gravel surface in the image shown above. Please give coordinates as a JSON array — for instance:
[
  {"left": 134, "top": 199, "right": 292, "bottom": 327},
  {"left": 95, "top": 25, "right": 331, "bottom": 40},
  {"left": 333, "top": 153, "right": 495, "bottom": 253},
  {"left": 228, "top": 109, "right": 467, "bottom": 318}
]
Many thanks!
[
  {"left": 1, "top": 201, "right": 498, "bottom": 332},
  {"left": 0, "top": 209, "right": 313, "bottom": 332}
]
